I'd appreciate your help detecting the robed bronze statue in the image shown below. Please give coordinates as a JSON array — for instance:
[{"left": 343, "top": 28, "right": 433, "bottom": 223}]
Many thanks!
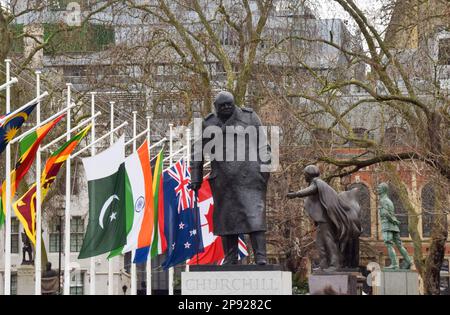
[{"left": 288, "top": 165, "right": 362, "bottom": 271}]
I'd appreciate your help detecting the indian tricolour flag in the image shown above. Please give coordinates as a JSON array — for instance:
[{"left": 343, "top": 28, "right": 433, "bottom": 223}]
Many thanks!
[
  {"left": 109, "top": 140, "right": 154, "bottom": 258},
  {"left": 133, "top": 147, "right": 166, "bottom": 263}
]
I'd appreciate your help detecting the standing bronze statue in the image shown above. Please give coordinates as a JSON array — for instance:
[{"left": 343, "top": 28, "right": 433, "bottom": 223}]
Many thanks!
[
  {"left": 190, "top": 91, "right": 271, "bottom": 265},
  {"left": 287, "top": 165, "right": 362, "bottom": 271},
  {"left": 21, "top": 232, "right": 34, "bottom": 265},
  {"left": 376, "top": 183, "right": 412, "bottom": 270}
]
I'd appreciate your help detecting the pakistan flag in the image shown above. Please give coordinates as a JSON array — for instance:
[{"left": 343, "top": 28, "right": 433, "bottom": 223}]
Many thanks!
[{"left": 78, "top": 136, "right": 127, "bottom": 259}]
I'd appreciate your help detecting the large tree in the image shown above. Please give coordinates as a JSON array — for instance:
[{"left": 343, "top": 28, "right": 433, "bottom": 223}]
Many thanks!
[{"left": 268, "top": 0, "right": 449, "bottom": 294}]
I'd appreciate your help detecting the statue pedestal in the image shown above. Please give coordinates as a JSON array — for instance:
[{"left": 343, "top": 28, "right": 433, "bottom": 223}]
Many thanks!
[
  {"left": 17, "top": 265, "right": 35, "bottom": 295},
  {"left": 375, "top": 270, "right": 419, "bottom": 295},
  {"left": 308, "top": 271, "right": 362, "bottom": 295},
  {"left": 181, "top": 265, "right": 292, "bottom": 295}
]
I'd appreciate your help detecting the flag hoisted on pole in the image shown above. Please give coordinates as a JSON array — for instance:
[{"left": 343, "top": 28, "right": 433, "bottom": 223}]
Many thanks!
[
  {"left": 0, "top": 103, "right": 37, "bottom": 156},
  {"left": 0, "top": 102, "right": 38, "bottom": 227},
  {"left": 109, "top": 139, "right": 154, "bottom": 259},
  {"left": 13, "top": 124, "right": 92, "bottom": 245},
  {"left": 133, "top": 146, "right": 166, "bottom": 265},
  {"left": 161, "top": 159, "right": 203, "bottom": 270},
  {"left": 78, "top": 136, "right": 127, "bottom": 259},
  {"left": 0, "top": 114, "right": 64, "bottom": 225}
]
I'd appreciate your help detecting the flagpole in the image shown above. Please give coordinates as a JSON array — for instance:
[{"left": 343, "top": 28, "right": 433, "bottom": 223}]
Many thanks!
[
  {"left": 41, "top": 112, "right": 101, "bottom": 152},
  {"left": 35, "top": 70, "right": 42, "bottom": 295},
  {"left": 0, "top": 77, "right": 17, "bottom": 92},
  {"left": 146, "top": 116, "right": 152, "bottom": 296},
  {"left": 4, "top": 58, "right": 12, "bottom": 296},
  {"left": 168, "top": 123, "right": 174, "bottom": 296},
  {"left": 64, "top": 83, "right": 72, "bottom": 295},
  {"left": 1, "top": 92, "right": 48, "bottom": 125},
  {"left": 131, "top": 111, "right": 138, "bottom": 296},
  {"left": 185, "top": 128, "right": 191, "bottom": 273},
  {"left": 107, "top": 101, "right": 114, "bottom": 296},
  {"left": 71, "top": 122, "right": 128, "bottom": 159}
]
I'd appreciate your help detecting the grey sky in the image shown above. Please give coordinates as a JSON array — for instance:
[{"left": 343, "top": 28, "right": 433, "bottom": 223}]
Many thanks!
[{"left": 316, "top": 0, "right": 389, "bottom": 33}]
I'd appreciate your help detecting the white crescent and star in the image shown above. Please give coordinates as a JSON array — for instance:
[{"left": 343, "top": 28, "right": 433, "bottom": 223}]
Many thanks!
[{"left": 99, "top": 195, "right": 119, "bottom": 229}]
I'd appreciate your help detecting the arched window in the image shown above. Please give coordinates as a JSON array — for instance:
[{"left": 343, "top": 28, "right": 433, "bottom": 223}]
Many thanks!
[
  {"left": 387, "top": 184, "right": 409, "bottom": 237},
  {"left": 348, "top": 183, "right": 371, "bottom": 237},
  {"left": 421, "top": 183, "right": 435, "bottom": 238}
]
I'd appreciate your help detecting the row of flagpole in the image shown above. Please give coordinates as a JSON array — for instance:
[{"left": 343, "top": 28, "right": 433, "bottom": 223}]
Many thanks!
[{"left": 1, "top": 58, "right": 193, "bottom": 295}]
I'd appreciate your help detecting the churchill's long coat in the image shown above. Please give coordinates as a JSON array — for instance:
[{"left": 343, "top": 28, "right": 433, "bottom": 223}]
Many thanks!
[{"left": 191, "top": 107, "right": 271, "bottom": 236}]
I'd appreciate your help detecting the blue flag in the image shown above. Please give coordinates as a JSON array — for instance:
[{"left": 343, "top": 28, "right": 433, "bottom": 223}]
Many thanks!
[
  {"left": 0, "top": 103, "right": 37, "bottom": 154},
  {"left": 162, "top": 159, "right": 203, "bottom": 269}
]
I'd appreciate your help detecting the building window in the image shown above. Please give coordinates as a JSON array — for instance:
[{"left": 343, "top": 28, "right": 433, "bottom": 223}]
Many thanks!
[
  {"left": 70, "top": 272, "right": 84, "bottom": 295},
  {"left": 348, "top": 183, "right": 371, "bottom": 237},
  {"left": 388, "top": 184, "right": 409, "bottom": 237},
  {"left": 70, "top": 217, "right": 84, "bottom": 252},
  {"left": 438, "top": 38, "right": 450, "bottom": 65},
  {"left": 124, "top": 252, "right": 132, "bottom": 274},
  {"left": 49, "top": 218, "right": 64, "bottom": 253},
  {"left": 11, "top": 218, "right": 19, "bottom": 254},
  {"left": 421, "top": 183, "right": 435, "bottom": 238},
  {"left": 421, "top": 183, "right": 448, "bottom": 238},
  {"left": 148, "top": 255, "right": 169, "bottom": 295},
  {"left": 11, "top": 274, "right": 17, "bottom": 295},
  {"left": 441, "top": 259, "right": 450, "bottom": 295}
]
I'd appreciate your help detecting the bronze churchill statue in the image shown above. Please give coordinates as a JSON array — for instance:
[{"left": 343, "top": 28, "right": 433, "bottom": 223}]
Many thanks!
[
  {"left": 190, "top": 91, "right": 271, "bottom": 265},
  {"left": 288, "top": 166, "right": 362, "bottom": 271}
]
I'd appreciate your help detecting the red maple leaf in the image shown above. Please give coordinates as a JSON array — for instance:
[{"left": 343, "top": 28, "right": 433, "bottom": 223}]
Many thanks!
[{"left": 203, "top": 203, "right": 215, "bottom": 234}]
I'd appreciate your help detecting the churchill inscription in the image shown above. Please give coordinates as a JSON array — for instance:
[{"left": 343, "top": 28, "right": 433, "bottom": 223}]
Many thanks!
[
  {"left": 185, "top": 277, "right": 277, "bottom": 291},
  {"left": 182, "top": 271, "right": 292, "bottom": 295}
]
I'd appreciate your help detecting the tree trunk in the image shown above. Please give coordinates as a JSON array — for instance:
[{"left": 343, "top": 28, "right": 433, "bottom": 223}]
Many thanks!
[{"left": 423, "top": 113, "right": 448, "bottom": 295}]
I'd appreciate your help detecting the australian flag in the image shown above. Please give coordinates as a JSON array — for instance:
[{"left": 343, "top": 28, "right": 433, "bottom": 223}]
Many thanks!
[{"left": 162, "top": 159, "right": 203, "bottom": 269}]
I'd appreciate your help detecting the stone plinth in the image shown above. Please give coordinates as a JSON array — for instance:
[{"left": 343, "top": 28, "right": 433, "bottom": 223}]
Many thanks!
[
  {"left": 376, "top": 270, "right": 419, "bottom": 295},
  {"left": 17, "top": 265, "right": 35, "bottom": 295},
  {"left": 309, "top": 272, "right": 359, "bottom": 295},
  {"left": 182, "top": 265, "right": 292, "bottom": 295}
]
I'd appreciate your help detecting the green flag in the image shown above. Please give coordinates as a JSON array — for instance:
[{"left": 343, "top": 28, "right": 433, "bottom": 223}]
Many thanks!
[{"left": 78, "top": 136, "right": 127, "bottom": 259}]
